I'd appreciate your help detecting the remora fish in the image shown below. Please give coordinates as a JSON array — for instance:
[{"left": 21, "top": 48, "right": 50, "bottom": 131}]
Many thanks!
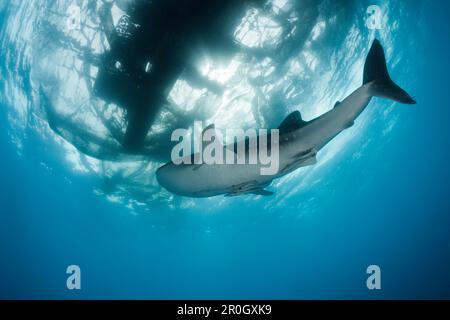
[{"left": 156, "top": 39, "right": 416, "bottom": 197}]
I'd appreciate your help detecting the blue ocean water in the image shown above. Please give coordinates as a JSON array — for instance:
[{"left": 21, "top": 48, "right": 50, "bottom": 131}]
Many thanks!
[{"left": 0, "top": 0, "right": 449, "bottom": 299}]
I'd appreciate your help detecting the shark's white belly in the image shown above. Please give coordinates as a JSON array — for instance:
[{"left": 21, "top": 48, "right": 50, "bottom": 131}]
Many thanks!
[{"left": 157, "top": 146, "right": 295, "bottom": 197}]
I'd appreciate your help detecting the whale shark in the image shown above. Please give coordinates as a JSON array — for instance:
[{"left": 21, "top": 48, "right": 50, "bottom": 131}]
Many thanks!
[{"left": 156, "top": 39, "right": 416, "bottom": 197}]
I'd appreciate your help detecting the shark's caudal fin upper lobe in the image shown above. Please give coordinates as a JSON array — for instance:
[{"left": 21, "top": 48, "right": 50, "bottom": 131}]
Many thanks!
[{"left": 364, "top": 39, "right": 416, "bottom": 104}]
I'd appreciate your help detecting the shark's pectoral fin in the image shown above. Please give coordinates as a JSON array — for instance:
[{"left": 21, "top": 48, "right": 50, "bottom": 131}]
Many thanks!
[
  {"left": 300, "top": 155, "right": 317, "bottom": 167},
  {"left": 225, "top": 181, "right": 272, "bottom": 197},
  {"left": 225, "top": 188, "right": 274, "bottom": 197},
  {"left": 250, "top": 188, "right": 274, "bottom": 196},
  {"left": 280, "top": 151, "right": 317, "bottom": 175},
  {"left": 344, "top": 119, "right": 355, "bottom": 129}
]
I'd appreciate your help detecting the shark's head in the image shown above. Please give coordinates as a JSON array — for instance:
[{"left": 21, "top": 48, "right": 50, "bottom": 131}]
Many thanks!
[
  {"left": 156, "top": 161, "right": 207, "bottom": 197},
  {"left": 156, "top": 162, "right": 180, "bottom": 194}
]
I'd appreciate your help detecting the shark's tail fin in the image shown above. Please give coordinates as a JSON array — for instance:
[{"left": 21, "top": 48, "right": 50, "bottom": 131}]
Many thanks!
[{"left": 364, "top": 39, "right": 416, "bottom": 104}]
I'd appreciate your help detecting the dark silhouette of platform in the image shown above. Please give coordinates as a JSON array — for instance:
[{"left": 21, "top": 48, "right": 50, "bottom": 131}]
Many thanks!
[{"left": 94, "top": 0, "right": 259, "bottom": 152}]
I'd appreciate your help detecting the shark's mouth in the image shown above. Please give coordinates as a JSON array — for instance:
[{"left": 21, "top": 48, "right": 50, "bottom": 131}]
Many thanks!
[{"left": 0, "top": 0, "right": 412, "bottom": 211}]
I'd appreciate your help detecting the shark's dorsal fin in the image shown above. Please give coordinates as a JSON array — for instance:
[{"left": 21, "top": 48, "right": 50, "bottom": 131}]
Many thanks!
[
  {"left": 202, "top": 123, "right": 215, "bottom": 137},
  {"left": 202, "top": 123, "right": 222, "bottom": 143},
  {"left": 278, "top": 111, "right": 307, "bottom": 134},
  {"left": 201, "top": 123, "right": 223, "bottom": 152},
  {"left": 334, "top": 101, "right": 341, "bottom": 108}
]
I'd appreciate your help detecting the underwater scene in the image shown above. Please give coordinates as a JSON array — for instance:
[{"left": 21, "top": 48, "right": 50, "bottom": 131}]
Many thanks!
[{"left": 0, "top": 0, "right": 449, "bottom": 299}]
